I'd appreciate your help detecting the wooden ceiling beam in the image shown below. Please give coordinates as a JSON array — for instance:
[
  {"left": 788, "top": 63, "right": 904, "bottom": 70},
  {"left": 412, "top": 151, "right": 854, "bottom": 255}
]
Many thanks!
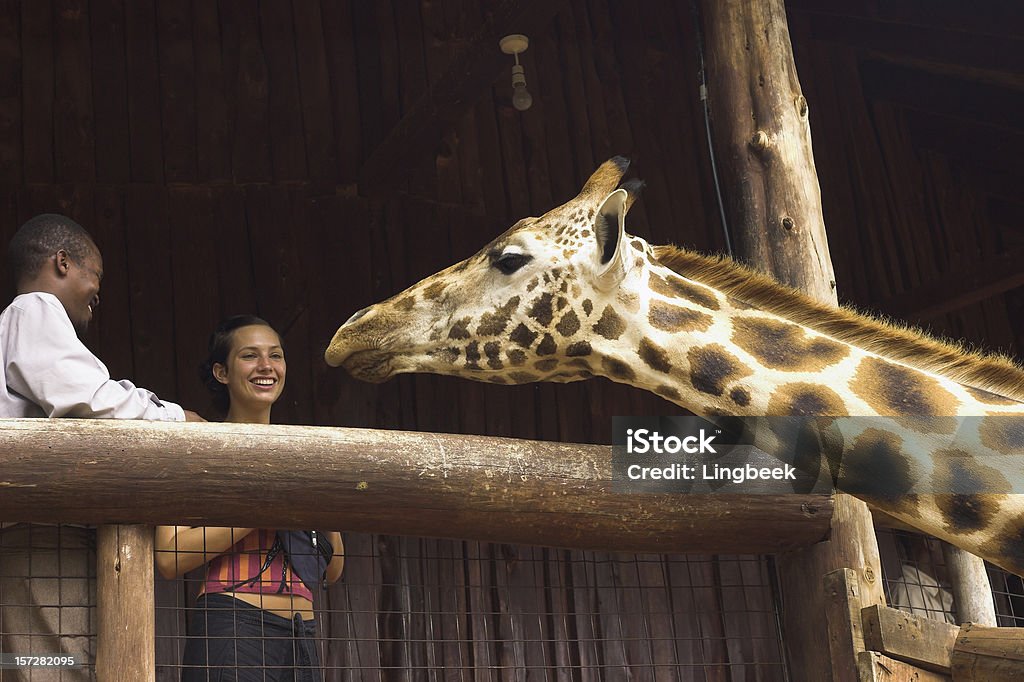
[
  {"left": 358, "top": 0, "right": 568, "bottom": 193},
  {"left": 880, "top": 248, "right": 1024, "bottom": 321}
]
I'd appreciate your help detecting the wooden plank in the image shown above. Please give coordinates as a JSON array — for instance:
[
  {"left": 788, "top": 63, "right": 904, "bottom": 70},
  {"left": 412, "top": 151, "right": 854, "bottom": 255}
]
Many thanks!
[
  {"left": 879, "top": 248, "right": 1024, "bottom": 322},
  {"left": 349, "top": 1, "right": 387, "bottom": 168},
  {"left": 857, "top": 652, "right": 951, "bottom": 682},
  {"left": 96, "top": 525, "right": 155, "bottom": 682},
  {"left": 291, "top": 0, "right": 339, "bottom": 190},
  {"left": 219, "top": 0, "right": 271, "bottom": 183},
  {"left": 951, "top": 622, "right": 1024, "bottom": 682},
  {"left": 124, "top": 185, "right": 177, "bottom": 397},
  {"left": 0, "top": 0, "right": 21, "bottom": 185},
  {"left": 358, "top": 0, "right": 570, "bottom": 192},
  {"left": 259, "top": 0, "right": 307, "bottom": 182},
  {"left": 861, "top": 605, "right": 959, "bottom": 674},
  {"left": 211, "top": 186, "right": 256, "bottom": 317},
  {"left": 91, "top": 187, "right": 134, "bottom": 378},
  {"left": 156, "top": 0, "right": 197, "bottom": 183},
  {"left": 796, "top": 10, "right": 1024, "bottom": 75},
  {"left": 824, "top": 568, "right": 865, "bottom": 682},
  {"left": 192, "top": 0, "right": 230, "bottom": 182},
  {"left": 167, "top": 188, "right": 221, "bottom": 416},
  {"left": 124, "top": 0, "right": 164, "bottom": 182},
  {"left": 319, "top": 0, "right": 360, "bottom": 183},
  {"left": 21, "top": 0, "right": 54, "bottom": 183},
  {"left": 89, "top": 0, "right": 130, "bottom": 184}
]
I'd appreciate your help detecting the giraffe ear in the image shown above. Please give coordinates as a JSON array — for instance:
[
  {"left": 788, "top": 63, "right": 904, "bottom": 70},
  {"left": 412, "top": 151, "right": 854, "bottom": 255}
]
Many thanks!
[{"left": 594, "top": 188, "right": 630, "bottom": 290}]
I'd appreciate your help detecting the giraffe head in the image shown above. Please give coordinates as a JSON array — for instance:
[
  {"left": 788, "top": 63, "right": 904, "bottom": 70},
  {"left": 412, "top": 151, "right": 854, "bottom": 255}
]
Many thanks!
[{"left": 326, "top": 157, "right": 649, "bottom": 386}]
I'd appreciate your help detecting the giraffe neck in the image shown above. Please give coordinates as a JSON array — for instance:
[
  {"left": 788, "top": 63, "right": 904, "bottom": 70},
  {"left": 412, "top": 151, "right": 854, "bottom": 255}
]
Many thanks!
[
  {"left": 590, "top": 255, "right": 1024, "bottom": 420},
  {"left": 587, "top": 255, "right": 1024, "bottom": 575}
]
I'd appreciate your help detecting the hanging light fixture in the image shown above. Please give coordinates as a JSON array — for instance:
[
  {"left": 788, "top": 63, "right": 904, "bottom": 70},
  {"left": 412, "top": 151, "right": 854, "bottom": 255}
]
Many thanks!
[{"left": 499, "top": 34, "right": 532, "bottom": 111}]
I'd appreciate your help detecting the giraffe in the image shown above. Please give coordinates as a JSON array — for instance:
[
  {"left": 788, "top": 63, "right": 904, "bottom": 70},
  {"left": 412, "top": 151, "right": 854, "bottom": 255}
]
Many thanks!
[{"left": 326, "top": 157, "right": 1024, "bottom": 576}]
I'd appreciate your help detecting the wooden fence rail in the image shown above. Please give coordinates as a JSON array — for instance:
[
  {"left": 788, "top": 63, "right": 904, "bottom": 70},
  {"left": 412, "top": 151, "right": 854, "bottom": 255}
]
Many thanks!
[{"left": 0, "top": 419, "right": 832, "bottom": 553}]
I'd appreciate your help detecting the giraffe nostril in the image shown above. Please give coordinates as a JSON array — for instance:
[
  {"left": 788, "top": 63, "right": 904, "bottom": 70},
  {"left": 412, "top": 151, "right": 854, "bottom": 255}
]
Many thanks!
[{"left": 344, "top": 306, "right": 371, "bottom": 326}]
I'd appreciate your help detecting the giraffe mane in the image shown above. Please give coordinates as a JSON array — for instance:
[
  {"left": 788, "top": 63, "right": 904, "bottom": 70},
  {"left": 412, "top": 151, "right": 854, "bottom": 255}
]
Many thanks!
[{"left": 652, "top": 244, "right": 1024, "bottom": 403}]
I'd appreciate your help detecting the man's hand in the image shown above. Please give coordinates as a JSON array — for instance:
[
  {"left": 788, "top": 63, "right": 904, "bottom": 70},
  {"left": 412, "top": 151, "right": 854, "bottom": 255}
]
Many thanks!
[{"left": 183, "top": 410, "right": 206, "bottom": 422}]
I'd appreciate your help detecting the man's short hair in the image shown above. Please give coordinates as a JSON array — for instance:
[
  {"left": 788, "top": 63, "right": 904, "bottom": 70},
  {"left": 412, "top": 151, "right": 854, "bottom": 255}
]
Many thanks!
[{"left": 7, "top": 214, "right": 97, "bottom": 283}]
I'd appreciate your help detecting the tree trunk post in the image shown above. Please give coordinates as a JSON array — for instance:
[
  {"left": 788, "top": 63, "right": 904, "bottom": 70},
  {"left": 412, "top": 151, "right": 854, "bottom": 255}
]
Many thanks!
[
  {"left": 96, "top": 525, "right": 155, "bottom": 682},
  {"left": 697, "top": 1, "right": 888, "bottom": 680}
]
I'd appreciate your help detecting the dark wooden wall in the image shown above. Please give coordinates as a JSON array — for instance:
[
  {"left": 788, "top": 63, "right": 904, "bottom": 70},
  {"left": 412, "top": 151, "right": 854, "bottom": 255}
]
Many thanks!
[{"left": 1, "top": 0, "right": 1021, "bottom": 678}]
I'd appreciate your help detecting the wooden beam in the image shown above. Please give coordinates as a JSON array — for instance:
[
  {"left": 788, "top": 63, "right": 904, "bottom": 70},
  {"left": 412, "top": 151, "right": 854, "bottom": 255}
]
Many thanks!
[
  {"left": 96, "top": 525, "right": 155, "bottom": 682},
  {"left": 880, "top": 248, "right": 1024, "bottom": 321},
  {"left": 857, "top": 652, "right": 952, "bottom": 682},
  {"left": 0, "top": 419, "right": 832, "bottom": 554},
  {"left": 861, "top": 605, "right": 959, "bottom": 674},
  {"left": 951, "top": 623, "right": 1024, "bottom": 681},
  {"left": 358, "top": 0, "right": 568, "bottom": 193}
]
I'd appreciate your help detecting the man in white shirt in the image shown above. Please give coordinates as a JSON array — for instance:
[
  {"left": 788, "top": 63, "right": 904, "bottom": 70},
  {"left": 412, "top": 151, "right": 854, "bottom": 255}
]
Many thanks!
[{"left": 0, "top": 213, "right": 204, "bottom": 680}]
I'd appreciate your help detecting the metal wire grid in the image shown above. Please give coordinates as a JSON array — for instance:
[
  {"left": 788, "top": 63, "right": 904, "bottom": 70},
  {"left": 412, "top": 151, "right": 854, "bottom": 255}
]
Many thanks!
[
  {"left": 156, "top": 533, "right": 789, "bottom": 681},
  {"left": 876, "top": 528, "right": 957, "bottom": 624},
  {"left": 0, "top": 523, "right": 96, "bottom": 681},
  {"left": 987, "top": 565, "right": 1024, "bottom": 627}
]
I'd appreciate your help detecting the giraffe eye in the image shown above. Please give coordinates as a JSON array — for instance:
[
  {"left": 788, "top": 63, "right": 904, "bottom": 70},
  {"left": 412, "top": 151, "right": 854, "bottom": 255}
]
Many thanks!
[{"left": 493, "top": 252, "right": 533, "bottom": 275}]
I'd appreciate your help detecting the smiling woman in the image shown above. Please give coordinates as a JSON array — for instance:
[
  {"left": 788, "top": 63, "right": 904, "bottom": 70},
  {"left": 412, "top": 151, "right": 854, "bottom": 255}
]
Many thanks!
[{"left": 154, "top": 315, "right": 345, "bottom": 681}]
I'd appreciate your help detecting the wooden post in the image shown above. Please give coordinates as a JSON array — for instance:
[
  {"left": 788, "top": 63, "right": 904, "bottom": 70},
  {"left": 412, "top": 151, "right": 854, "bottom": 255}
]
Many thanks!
[
  {"left": 941, "top": 544, "right": 997, "bottom": 626},
  {"left": 96, "top": 525, "right": 155, "bottom": 681},
  {"left": 697, "top": 1, "right": 888, "bottom": 680},
  {"left": 823, "top": 569, "right": 865, "bottom": 682}
]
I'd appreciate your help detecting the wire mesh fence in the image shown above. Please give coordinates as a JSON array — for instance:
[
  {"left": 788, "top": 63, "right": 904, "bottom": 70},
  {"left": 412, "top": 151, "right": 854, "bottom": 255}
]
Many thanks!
[
  {"left": 0, "top": 524, "right": 96, "bottom": 681},
  {"left": 155, "top": 532, "right": 789, "bottom": 681}
]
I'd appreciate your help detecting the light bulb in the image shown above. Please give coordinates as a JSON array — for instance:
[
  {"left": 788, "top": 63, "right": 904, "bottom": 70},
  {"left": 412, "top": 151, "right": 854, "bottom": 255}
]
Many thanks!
[{"left": 512, "top": 84, "right": 533, "bottom": 111}]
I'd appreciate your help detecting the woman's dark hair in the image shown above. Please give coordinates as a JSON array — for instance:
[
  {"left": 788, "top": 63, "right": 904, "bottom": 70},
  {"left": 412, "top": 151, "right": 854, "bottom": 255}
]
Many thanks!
[{"left": 199, "top": 315, "right": 277, "bottom": 413}]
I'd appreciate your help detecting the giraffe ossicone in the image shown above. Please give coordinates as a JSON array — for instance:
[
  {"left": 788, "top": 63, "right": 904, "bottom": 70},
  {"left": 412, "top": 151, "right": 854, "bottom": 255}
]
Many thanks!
[{"left": 326, "top": 157, "right": 1024, "bottom": 576}]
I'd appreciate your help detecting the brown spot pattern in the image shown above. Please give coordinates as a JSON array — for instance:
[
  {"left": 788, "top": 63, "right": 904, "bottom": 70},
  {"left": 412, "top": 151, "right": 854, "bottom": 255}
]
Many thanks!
[
  {"left": 930, "top": 448, "right": 1009, "bottom": 534},
  {"left": 687, "top": 344, "right": 751, "bottom": 397},
  {"left": 507, "top": 349, "right": 527, "bottom": 366},
  {"left": 582, "top": 299, "right": 593, "bottom": 316},
  {"left": 839, "top": 429, "right": 916, "bottom": 503},
  {"left": 476, "top": 297, "right": 520, "bottom": 336},
  {"left": 730, "top": 387, "right": 751, "bottom": 407},
  {"left": 566, "top": 341, "right": 592, "bottom": 357},
  {"left": 484, "top": 341, "right": 503, "bottom": 369},
  {"left": 465, "top": 342, "right": 482, "bottom": 370},
  {"left": 966, "top": 386, "right": 1020, "bottom": 406},
  {"left": 655, "top": 385, "right": 681, "bottom": 402},
  {"left": 423, "top": 281, "right": 448, "bottom": 300},
  {"left": 448, "top": 318, "right": 471, "bottom": 340},
  {"left": 556, "top": 310, "right": 581, "bottom": 337},
  {"left": 509, "top": 371, "right": 540, "bottom": 384},
  {"left": 649, "top": 272, "right": 720, "bottom": 311},
  {"left": 395, "top": 296, "right": 416, "bottom": 312},
  {"left": 979, "top": 416, "right": 1024, "bottom": 454},
  {"left": 528, "top": 293, "right": 554, "bottom": 327},
  {"left": 593, "top": 306, "right": 626, "bottom": 340},
  {"left": 851, "top": 357, "right": 959, "bottom": 418},
  {"left": 537, "top": 334, "right": 557, "bottom": 356},
  {"left": 510, "top": 323, "right": 537, "bottom": 349},
  {"left": 602, "top": 357, "right": 636, "bottom": 382},
  {"left": 765, "top": 382, "right": 845, "bottom": 416},
  {"left": 648, "top": 301, "right": 713, "bottom": 333},
  {"left": 732, "top": 317, "right": 849, "bottom": 372},
  {"left": 639, "top": 338, "right": 672, "bottom": 374},
  {"left": 535, "top": 359, "right": 559, "bottom": 373}
]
